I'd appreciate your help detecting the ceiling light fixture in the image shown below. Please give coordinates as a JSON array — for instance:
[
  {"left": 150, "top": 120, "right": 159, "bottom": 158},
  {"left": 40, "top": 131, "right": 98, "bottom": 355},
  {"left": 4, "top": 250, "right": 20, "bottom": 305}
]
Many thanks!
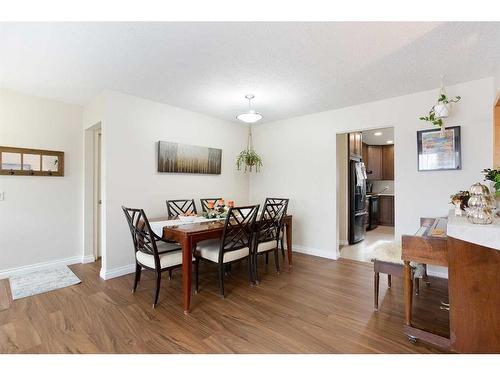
[
  {"left": 236, "top": 94, "right": 263, "bottom": 123},
  {"left": 386, "top": 140, "right": 394, "bottom": 144},
  {"left": 374, "top": 132, "right": 383, "bottom": 136}
]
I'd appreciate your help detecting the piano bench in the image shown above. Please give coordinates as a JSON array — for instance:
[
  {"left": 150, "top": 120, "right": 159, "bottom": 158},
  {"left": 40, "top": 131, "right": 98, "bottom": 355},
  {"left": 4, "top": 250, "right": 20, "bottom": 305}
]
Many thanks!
[{"left": 373, "top": 260, "right": 403, "bottom": 310}]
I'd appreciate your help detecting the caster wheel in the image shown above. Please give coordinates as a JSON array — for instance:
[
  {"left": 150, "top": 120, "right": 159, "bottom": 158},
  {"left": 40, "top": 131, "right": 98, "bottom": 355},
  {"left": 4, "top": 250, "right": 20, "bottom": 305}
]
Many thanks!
[{"left": 408, "top": 336, "right": 417, "bottom": 344}]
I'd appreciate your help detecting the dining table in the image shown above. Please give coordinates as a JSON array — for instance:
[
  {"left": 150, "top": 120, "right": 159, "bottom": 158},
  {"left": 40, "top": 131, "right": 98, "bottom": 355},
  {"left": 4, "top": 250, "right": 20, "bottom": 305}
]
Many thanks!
[{"left": 149, "top": 214, "right": 293, "bottom": 314}]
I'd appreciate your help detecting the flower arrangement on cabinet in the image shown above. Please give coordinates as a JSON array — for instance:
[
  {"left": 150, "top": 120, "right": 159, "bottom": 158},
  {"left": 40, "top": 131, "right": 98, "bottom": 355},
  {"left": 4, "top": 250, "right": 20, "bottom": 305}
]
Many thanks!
[{"left": 482, "top": 168, "right": 500, "bottom": 197}]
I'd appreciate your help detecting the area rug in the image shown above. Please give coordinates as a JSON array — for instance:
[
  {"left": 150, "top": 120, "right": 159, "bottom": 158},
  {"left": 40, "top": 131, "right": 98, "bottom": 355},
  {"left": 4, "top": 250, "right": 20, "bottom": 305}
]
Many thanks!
[{"left": 8, "top": 266, "right": 81, "bottom": 300}]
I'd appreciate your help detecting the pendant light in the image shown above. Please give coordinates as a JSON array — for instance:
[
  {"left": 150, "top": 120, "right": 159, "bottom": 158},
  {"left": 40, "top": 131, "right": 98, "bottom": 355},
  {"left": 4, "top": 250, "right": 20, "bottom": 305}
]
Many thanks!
[{"left": 236, "top": 94, "right": 263, "bottom": 123}]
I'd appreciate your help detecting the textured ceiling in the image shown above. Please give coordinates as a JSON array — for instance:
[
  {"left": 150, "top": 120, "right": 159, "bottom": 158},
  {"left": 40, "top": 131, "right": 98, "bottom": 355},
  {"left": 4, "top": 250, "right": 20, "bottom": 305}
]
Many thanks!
[{"left": 1, "top": 22, "right": 499, "bottom": 124}]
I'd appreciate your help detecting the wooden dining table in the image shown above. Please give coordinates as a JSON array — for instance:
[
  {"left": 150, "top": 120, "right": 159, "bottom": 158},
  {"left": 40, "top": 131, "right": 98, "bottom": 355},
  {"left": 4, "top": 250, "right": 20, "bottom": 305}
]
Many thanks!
[{"left": 150, "top": 214, "right": 293, "bottom": 314}]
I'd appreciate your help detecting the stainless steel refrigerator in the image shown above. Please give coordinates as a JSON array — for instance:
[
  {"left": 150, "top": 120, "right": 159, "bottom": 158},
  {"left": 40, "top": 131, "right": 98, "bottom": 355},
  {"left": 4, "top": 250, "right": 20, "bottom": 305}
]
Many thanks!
[{"left": 348, "top": 159, "right": 367, "bottom": 244}]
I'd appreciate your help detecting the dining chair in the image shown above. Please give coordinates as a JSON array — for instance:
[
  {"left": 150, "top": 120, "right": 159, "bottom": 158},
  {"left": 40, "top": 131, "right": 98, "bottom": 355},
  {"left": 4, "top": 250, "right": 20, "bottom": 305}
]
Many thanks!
[
  {"left": 194, "top": 204, "right": 259, "bottom": 297},
  {"left": 122, "top": 206, "right": 196, "bottom": 308},
  {"left": 200, "top": 198, "right": 222, "bottom": 213},
  {"left": 264, "top": 198, "right": 289, "bottom": 259},
  {"left": 252, "top": 201, "right": 287, "bottom": 282},
  {"left": 166, "top": 199, "right": 197, "bottom": 217}
]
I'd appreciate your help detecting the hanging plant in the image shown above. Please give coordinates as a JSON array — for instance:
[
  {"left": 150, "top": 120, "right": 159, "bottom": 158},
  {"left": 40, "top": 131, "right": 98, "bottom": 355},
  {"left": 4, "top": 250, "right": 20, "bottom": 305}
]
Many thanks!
[
  {"left": 236, "top": 127, "right": 263, "bottom": 172},
  {"left": 419, "top": 81, "right": 461, "bottom": 129}
]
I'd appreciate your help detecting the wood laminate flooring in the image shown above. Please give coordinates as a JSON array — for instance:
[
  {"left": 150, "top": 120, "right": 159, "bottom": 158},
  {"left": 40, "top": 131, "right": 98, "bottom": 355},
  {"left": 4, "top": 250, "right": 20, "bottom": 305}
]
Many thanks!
[{"left": 0, "top": 254, "right": 449, "bottom": 353}]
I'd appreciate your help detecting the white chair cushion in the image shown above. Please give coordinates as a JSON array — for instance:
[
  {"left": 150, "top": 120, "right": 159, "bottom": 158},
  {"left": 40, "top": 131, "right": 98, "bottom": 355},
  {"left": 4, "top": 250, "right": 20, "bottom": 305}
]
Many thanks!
[
  {"left": 136, "top": 249, "right": 193, "bottom": 269},
  {"left": 371, "top": 241, "right": 403, "bottom": 265},
  {"left": 197, "top": 239, "right": 249, "bottom": 263},
  {"left": 257, "top": 240, "right": 277, "bottom": 253}
]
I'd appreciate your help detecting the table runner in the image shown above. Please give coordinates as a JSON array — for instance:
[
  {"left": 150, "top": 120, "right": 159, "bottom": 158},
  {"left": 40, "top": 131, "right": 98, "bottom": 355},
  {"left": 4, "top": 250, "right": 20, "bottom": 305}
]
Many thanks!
[{"left": 150, "top": 217, "right": 223, "bottom": 237}]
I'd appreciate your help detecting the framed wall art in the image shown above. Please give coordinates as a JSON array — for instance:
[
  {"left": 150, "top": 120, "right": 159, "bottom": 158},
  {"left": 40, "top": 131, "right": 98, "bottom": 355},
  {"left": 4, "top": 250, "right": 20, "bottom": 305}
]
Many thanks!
[
  {"left": 417, "top": 126, "right": 461, "bottom": 171},
  {"left": 157, "top": 141, "right": 222, "bottom": 174}
]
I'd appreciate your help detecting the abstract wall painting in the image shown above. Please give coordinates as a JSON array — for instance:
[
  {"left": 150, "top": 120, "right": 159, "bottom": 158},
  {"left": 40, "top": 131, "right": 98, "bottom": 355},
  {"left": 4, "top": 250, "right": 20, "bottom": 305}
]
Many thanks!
[{"left": 157, "top": 141, "right": 222, "bottom": 174}]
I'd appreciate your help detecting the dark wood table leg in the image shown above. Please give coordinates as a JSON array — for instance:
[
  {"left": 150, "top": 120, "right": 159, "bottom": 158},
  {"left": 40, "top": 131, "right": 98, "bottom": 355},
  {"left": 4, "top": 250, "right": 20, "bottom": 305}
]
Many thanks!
[
  {"left": 285, "top": 219, "right": 293, "bottom": 269},
  {"left": 403, "top": 260, "right": 413, "bottom": 326},
  {"left": 181, "top": 235, "right": 192, "bottom": 314}
]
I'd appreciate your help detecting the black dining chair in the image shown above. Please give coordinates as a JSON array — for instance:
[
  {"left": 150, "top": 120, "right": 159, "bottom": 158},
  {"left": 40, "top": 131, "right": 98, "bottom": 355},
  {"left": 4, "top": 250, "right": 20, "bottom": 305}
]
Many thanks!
[
  {"left": 200, "top": 198, "right": 222, "bottom": 213},
  {"left": 194, "top": 205, "right": 259, "bottom": 297},
  {"left": 264, "top": 198, "right": 289, "bottom": 259},
  {"left": 166, "top": 199, "right": 197, "bottom": 217},
  {"left": 122, "top": 206, "right": 196, "bottom": 308},
  {"left": 252, "top": 201, "right": 287, "bottom": 282}
]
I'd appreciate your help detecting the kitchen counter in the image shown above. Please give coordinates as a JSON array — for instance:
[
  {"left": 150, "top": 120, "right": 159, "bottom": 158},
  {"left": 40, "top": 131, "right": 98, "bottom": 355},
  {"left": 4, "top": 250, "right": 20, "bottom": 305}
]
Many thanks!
[{"left": 447, "top": 209, "right": 500, "bottom": 250}]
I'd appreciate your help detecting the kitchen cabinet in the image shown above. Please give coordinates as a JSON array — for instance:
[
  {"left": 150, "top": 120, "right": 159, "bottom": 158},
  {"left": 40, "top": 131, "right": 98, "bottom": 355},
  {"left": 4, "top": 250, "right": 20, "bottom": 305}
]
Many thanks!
[
  {"left": 379, "top": 195, "right": 394, "bottom": 226},
  {"left": 382, "top": 145, "right": 394, "bottom": 180},
  {"left": 349, "top": 132, "right": 363, "bottom": 159},
  {"left": 366, "top": 145, "right": 382, "bottom": 180},
  {"left": 365, "top": 144, "right": 394, "bottom": 180},
  {"left": 362, "top": 142, "right": 369, "bottom": 165}
]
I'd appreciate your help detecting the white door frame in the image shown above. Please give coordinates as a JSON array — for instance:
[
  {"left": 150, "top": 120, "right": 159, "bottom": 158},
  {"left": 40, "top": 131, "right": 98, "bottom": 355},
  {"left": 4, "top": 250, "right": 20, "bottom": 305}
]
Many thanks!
[{"left": 83, "top": 122, "right": 105, "bottom": 271}]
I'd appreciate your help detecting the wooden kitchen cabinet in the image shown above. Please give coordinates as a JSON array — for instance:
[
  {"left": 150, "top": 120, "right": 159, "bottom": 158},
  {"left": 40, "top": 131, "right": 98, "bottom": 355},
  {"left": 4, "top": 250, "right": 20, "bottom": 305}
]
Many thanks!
[
  {"left": 379, "top": 195, "right": 394, "bottom": 226},
  {"left": 382, "top": 145, "right": 394, "bottom": 180},
  {"left": 362, "top": 142, "right": 369, "bottom": 165},
  {"left": 366, "top": 145, "right": 382, "bottom": 180},
  {"left": 348, "top": 132, "right": 363, "bottom": 158},
  {"left": 365, "top": 144, "right": 394, "bottom": 180}
]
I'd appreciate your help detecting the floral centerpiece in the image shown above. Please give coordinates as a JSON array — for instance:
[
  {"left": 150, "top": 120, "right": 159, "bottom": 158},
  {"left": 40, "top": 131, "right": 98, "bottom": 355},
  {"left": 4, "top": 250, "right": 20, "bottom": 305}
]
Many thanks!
[{"left": 203, "top": 199, "right": 235, "bottom": 219}]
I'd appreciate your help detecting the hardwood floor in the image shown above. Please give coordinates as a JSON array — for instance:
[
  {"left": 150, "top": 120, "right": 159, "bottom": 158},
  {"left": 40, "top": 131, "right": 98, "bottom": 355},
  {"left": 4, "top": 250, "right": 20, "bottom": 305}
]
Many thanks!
[{"left": 0, "top": 254, "right": 449, "bottom": 353}]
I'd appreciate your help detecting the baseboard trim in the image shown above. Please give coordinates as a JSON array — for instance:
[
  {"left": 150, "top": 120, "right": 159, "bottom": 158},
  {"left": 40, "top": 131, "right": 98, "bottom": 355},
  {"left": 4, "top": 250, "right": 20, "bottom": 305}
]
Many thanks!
[
  {"left": 338, "top": 240, "right": 349, "bottom": 246},
  {"left": 99, "top": 264, "right": 136, "bottom": 280},
  {"left": 292, "top": 244, "right": 338, "bottom": 260},
  {"left": 82, "top": 254, "right": 96, "bottom": 264},
  {"left": 99, "top": 244, "right": 339, "bottom": 280},
  {"left": 0, "top": 254, "right": 95, "bottom": 280}
]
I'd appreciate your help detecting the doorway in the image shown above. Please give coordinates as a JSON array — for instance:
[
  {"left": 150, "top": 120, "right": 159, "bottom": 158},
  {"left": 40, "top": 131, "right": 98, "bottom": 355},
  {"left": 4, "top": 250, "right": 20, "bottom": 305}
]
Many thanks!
[
  {"left": 336, "top": 127, "right": 395, "bottom": 262},
  {"left": 93, "top": 128, "right": 102, "bottom": 260},
  {"left": 84, "top": 122, "right": 104, "bottom": 271}
]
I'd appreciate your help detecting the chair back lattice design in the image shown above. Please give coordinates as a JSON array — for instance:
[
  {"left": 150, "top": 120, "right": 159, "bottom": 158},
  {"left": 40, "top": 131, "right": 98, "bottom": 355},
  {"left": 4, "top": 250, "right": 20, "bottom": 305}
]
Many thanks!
[
  {"left": 220, "top": 205, "right": 260, "bottom": 258},
  {"left": 264, "top": 198, "right": 289, "bottom": 216},
  {"left": 200, "top": 198, "right": 222, "bottom": 213},
  {"left": 166, "top": 199, "right": 197, "bottom": 217},
  {"left": 122, "top": 206, "right": 161, "bottom": 267},
  {"left": 257, "top": 201, "right": 287, "bottom": 243}
]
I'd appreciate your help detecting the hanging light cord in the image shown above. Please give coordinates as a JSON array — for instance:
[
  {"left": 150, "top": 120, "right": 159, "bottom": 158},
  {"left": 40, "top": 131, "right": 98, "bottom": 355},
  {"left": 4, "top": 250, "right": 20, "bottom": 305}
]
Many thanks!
[{"left": 247, "top": 126, "right": 253, "bottom": 151}]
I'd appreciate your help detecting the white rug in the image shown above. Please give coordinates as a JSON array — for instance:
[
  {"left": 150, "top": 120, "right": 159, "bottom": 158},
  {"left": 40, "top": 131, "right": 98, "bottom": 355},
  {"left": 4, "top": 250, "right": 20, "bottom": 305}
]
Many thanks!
[{"left": 8, "top": 266, "right": 81, "bottom": 300}]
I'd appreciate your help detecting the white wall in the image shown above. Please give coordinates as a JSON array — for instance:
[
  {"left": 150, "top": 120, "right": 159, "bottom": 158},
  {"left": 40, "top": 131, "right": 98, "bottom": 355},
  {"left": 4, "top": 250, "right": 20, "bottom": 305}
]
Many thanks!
[
  {"left": 92, "top": 91, "right": 250, "bottom": 278},
  {"left": 250, "top": 78, "right": 495, "bottom": 261},
  {"left": 0, "top": 89, "right": 85, "bottom": 276},
  {"left": 495, "top": 66, "right": 500, "bottom": 101}
]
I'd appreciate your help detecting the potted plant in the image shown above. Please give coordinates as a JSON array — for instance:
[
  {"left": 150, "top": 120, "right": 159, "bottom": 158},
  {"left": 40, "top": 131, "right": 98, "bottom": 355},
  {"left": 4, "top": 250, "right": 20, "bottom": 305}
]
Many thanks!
[
  {"left": 236, "top": 127, "right": 263, "bottom": 172},
  {"left": 482, "top": 168, "right": 500, "bottom": 199},
  {"left": 419, "top": 87, "right": 461, "bottom": 130},
  {"left": 433, "top": 93, "right": 461, "bottom": 118}
]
